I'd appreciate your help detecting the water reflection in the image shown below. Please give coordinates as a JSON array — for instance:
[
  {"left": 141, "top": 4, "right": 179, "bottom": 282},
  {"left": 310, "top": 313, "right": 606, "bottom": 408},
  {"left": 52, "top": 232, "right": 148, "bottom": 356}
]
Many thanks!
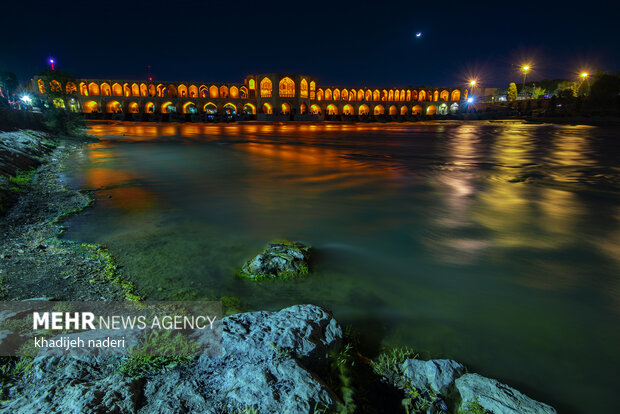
[{"left": 65, "top": 121, "right": 620, "bottom": 414}]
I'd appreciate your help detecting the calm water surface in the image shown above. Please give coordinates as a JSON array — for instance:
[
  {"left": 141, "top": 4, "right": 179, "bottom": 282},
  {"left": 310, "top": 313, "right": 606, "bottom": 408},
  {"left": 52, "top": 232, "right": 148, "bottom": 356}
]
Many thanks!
[{"left": 63, "top": 121, "right": 620, "bottom": 413}]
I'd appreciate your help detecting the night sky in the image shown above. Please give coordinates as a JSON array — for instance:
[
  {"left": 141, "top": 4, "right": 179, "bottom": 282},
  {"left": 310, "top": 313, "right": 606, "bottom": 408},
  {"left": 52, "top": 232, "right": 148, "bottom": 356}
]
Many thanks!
[{"left": 2, "top": 0, "right": 619, "bottom": 88}]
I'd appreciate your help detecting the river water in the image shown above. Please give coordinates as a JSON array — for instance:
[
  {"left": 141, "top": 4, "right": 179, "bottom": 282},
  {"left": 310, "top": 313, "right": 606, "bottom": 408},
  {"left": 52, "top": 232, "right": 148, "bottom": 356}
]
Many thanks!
[{"left": 63, "top": 121, "right": 620, "bottom": 413}]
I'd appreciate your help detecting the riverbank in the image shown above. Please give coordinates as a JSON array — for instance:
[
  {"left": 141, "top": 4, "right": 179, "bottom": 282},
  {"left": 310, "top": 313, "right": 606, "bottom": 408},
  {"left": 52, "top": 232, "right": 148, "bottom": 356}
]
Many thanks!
[
  {"left": 0, "top": 130, "right": 139, "bottom": 301},
  {"left": 0, "top": 128, "right": 560, "bottom": 413}
]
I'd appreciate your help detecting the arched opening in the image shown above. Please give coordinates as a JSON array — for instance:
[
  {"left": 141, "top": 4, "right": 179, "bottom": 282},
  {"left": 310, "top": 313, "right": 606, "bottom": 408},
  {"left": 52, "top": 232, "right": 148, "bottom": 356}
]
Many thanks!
[
  {"left": 373, "top": 90, "right": 380, "bottom": 101},
  {"left": 66, "top": 82, "right": 77, "bottom": 94},
  {"left": 106, "top": 100, "right": 121, "bottom": 113},
  {"left": 229, "top": 86, "right": 239, "bottom": 99},
  {"left": 348, "top": 89, "right": 355, "bottom": 101},
  {"left": 199, "top": 85, "right": 208, "bottom": 98},
  {"left": 140, "top": 83, "right": 148, "bottom": 97},
  {"left": 224, "top": 103, "right": 236, "bottom": 114},
  {"left": 156, "top": 84, "right": 165, "bottom": 97},
  {"left": 427, "top": 91, "right": 433, "bottom": 102},
  {"left": 451, "top": 90, "right": 461, "bottom": 101},
  {"left": 325, "top": 89, "right": 332, "bottom": 100},
  {"left": 300, "top": 79, "right": 308, "bottom": 98},
  {"left": 438, "top": 103, "right": 448, "bottom": 115},
  {"left": 100, "top": 83, "right": 111, "bottom": 96},
  {"left": 400, "top": 105, "right": 408, "bottom": 115},
  {"left": 394, "top": 90, "right": 399, "bottom": 101},
  {"left": 326, "top": 104, "right": 338, "bottom": 115},
  {"left": 440, "top": 90, "right": 449, "bottom": 101},
  {"left": 262, "top": 102, "right": 273, "bottom": 114},
  {"left": 132, "top": 83, "right": 140, "bottom": 97},
  {"left": 128, "top": 102, "right": 139, "bottom": 113},
  {"left": 412, "top": 90, "right": 418, "bottom": 101},
  {"left": 357, "top": 90, "right": 364, "bottom": 101},
  {"left": 406, "top": 90, "right": 411, "bottom": 101},
  {"left": 400, "top": 89, "right": 405, "bottom": 101},
  {"left": 381, "top": 90, "right": 387, "bottom": 101},
  {"left": 374, "top": 105, "right": 385, "bottom": 115},
  {"left": 182, "top": 102, "right": 197, "bottom": 114},
  {"left": 343, "top": 104, "right": 354, "bottom": 115},
  {"left": 88, "top": 82, "right": 100, "bottom": 96},
  {"left": 388, "top": 90, "right": 394, "bottom": 101},
  {"left": 52, "top": 98, "right": 65, "bottom": 109},
  {"left": 79, "top": 82, "right": 88, "bottom": 96},
  {"left": 426, "top": 105, "right": 437, "bottom": 115},
  {"left": 281, "top": 102, "right": 291, "bottom": 115},
  {"left": 189, "top": 85, "right": 198, "bottom": 98},
  {"left": 248, "top": 79, "right": 256, "bottom": 90},
  {"left": 112, "top": 83, "right": 123, "bottom": 96},
  {"left": 412, "top": 105, "right": 422, "bottom": 115},
  {"left": 310, "top": 81, "right": 316, "bottom": 99},
  {"left": 161, "top": 101, "right": 176, "bottom": 113},
  {"left": 300, "top": 103, "right": 307, "bottom": 114},
  {"left": 365, "top": 90, "right": 372, "bottom": 101},
  {"left": 310, "top": 104, "right": 320, "bottom": 114},
  {"left": 243, "top": 103, "right": 256, "bottom": 115},
  {"left": 178, "top": 84, "right": 188, "bottom": 97},
  {"left": 49, "top": 80, "right": 62, "bottom": 93},
  {"left": 433, "top": 91, "right": 439, "bottom": 102},
  {"left": 418, "top": 90, "right": 426, "bottom": 101},
  {"left": 83, "top": 100, "right": 98, "bottom": 113},
  {"left": 209, "top": 85, "right": 219, "bottom": 98},
  {"left": 204, "top": 103, "right": 217, "bottom": 114},
  {"left": 219, "top": 86, "right": 229, "bottom": 98},
  {"left": 279, "top": 77, "right": 295, "bottom": 97},
  {"left": 240, "top": 86, "right": 249, "bottom": 99},
  {"left": 122, "top": 83, "right": 131, "bottom": 97},
  {"left": 317, "top": 89, "right": 324, "bottom": 101},
  {"left": 145, "top": 102, "right": 155, "bottom": 113},
  {"left": 450, "top": 103, "right": 459, "bottom": 114},
  {"left": 148, "top": 84, "right": 156, "bottom": 97},
  {"left": 389, "top": 105, "right": 397, "bottom": 115},
  {"left": 358, "top": 104, "right": 370, "bottom": 115},
  {"left": 167, "top": 84, "right": 177, "bottom": 98},
  {"left": 260, "top": 77, "right": 272, "bottom": 97},
  {"left": 333, "top": 89, "right": 340, "bottom": 101},
  {"left": 37, "top": 79, "right": 46, "bottom": 94}
]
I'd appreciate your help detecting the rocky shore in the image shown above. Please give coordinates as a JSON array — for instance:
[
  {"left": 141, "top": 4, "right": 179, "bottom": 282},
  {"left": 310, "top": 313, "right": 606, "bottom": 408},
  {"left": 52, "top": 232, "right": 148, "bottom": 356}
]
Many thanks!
[{"left": 0, "top": 129, "right": 558, "bottom": 413}]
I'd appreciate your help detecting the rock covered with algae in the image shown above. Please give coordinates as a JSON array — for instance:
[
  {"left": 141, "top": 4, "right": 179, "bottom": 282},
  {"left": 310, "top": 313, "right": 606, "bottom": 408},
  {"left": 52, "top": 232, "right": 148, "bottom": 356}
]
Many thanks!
[{"left": 239, "top": 239, "right": 311, "bottom": 280}]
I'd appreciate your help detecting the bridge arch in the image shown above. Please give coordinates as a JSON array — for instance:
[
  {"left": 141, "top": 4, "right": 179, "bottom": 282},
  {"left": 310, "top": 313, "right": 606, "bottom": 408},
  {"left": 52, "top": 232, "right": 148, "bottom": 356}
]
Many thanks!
[
  {"left": 418, "top": 90, "right": 426, "bottom": 101},
  {"left": 132, "top": 83, "right": 141, "bottom": 97},
  {"left": 224, "top": 103, "right": 236, "bottom": 114},
  {"left": 300, "top": 78, "right": 308, "bottom": 98},
  {"left": 400, "top": 105, "right": 408, "bottom": 115},
  {"left": 261, "top": 102, "right": 273, "bottom": 114},
  {"left": 178, "top": 84, "right": 188, "bottom": 98},
  {"left": 310, "top": 104, "right": 320, "bottom": 114},
  {"left": 240, "top": 86, "right": 249, "bottom": 99},
  {"left": 374, "top": 104, "right": 385, "bottom": 115},
  {"left": 373, "top": 90, "right": 380, "bottom": 101},
  {"left": 101, "top": 83, "right": 111, "bottom": 96},
  {"left": 106, "top": 100, "right": 121, "bottom": 113},
  {"left": 161, "top": 101, "right": 175, "bottom": 113},
  {"left": 333, "top": 89, "right": 340, "bottom": 101},
  {"left": 243, "top": 103, "right": 256, "bottom": 115},
  {"left": 359, "top": 104, "right": 370, "bottom": 115},
  {"left": 220, "top": 86, "right": 229, "bottom": 98},
  {"left": 317, "top": 89, "right": 324, "bottom": 101},
  {"left": 167, "top": 84, "right": 177, "bottom": 98},
  {"left": 281, "top": 102, "right": 291, "bottom": 115},
  {"left": 440, "top": 90, "right": 449, "bottom": 101},
  {"left": 83, "top": 100, "right": 99, "bottom": 113},
  {"left": 230, "top": 86, "right": 239, "bottom": 99},
  {"left": 145, "top": 102, "right": 155, "bottom": 113},
  {"left": 389, "top": 105, "right": 397, "bottom": 115},
  {"left": 433, "top": 91, "right": 439, "bottom": 102},
  {"left": 88, "top": 82, "right": 100, "bottom": 96},
  {"left": 388, "top": 90, "right": 394, "bottom": 101},
  {"left": 451, "top": 90, "right": 461, "bottom": 101},
  {"left": 140, "top": 83, "right": 148, "bottom": 97},
  {"left": 209, "top": 85, "right": 219, "bottom": 98},
  {"left": 343, "top": 104, "right": 354, "bottom": 115},
  {"left": 260, "top": 77, "right": 272, "bottom": 98},
  {"left": 112, "top": 83, "right": 122, "bottom": 96},
  {"left": 365, "top": 90, "right": 372, "bottom": 101},
  {"left": 300, "top": 103, "right": 307, "bottom": 114},
  {"left": 450, "top": 103, "right": 459, "bottom": 114},
  {"left": 199, "top": 85, "right": 208, "bottom": 98},
  {"left": 325, "top": 89, "right": 332, "bottom": 100},
  {"left": 148, "top": 84, "right": 156, "bottom": 97},
  {"left": 349, "top": 89, "right": 356, "bottom": 101},
  {"left": 326, "top": 104, "right": 338, "bottom": 115},
  {"left": 128, "top": 102, "right": 139, "bottom": 113},
  {"left": 412, "top": 105, "right": 422, "bottom": 115},
  {"left": 79, "top": 82, "right": 88, "bottom": 96},
  {"left": 65, "top": 82, "right": 77, "bottom": 94},
  {"left": 279, "top": 77, "right": 295, "bottom": 98},
  {"left": 189, "top": 85, "right": 198, "bottom": 98},
  {"left": 182, "top": 101, "right": 197, "bottom": 114},
  {"left": 426, "top": 105, "right": 437, "bottom": 115},
  {"left": 156, "top": 84, "right": 165, "bottom": 97},
  {"left": 204, "top": 102, "right": 218, "bottom": 114}
]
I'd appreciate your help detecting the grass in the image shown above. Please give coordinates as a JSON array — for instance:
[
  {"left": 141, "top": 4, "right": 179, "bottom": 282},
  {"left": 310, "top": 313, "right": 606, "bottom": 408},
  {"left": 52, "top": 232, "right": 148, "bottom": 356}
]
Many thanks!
[
  {"left": 0, "top": 356, "right": 34, "bottom": 400},
  {"left": 8, "top": 169, "right": 35, "bottom": 191},
  {"left": 458, "top": 398, "right": 492, "bottom": 414},
  {"left": 118, "top": 329, "right": 200, "bottom": 377}
]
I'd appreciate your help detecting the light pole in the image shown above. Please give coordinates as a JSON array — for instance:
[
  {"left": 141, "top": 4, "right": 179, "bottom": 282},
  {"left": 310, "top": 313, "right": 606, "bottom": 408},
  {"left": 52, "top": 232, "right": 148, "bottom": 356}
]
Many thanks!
[{"left": 521, "top": 65, "right": 530, "bottom": 98}]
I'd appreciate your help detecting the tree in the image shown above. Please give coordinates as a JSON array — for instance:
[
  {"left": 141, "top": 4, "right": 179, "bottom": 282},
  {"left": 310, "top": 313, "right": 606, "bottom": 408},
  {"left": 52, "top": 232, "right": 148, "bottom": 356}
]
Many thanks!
[
  {"left": 0, "top": 71, "right": 18, "bottom": 97},
  {"left": 507, "top": 83, "right": 518, "bottom": 101},
  {"left": 38, "top": 69, "right": 85, "bottom": 136}
]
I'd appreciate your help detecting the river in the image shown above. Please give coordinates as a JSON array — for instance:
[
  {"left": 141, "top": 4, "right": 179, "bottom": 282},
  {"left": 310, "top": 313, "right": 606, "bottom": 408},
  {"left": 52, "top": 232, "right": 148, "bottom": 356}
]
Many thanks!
[{"left": 62, "top": 121, "right": 620, "bottom": 413}]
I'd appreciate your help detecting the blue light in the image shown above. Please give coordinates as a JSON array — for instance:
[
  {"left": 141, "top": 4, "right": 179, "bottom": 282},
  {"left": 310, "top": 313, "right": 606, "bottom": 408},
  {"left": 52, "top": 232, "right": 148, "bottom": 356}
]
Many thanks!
[
  {"left": 467, "top": 97, "right": 474, "bottom": 103},
  {"left": 416, "top": 32, "right": 422, "bottom": 38}
]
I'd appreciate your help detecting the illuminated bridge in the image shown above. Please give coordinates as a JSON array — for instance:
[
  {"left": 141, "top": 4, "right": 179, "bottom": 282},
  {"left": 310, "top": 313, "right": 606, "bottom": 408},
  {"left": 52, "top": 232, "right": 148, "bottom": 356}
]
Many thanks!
[{"left": 33, "top": 74, "right": 467, "bottom": 121}]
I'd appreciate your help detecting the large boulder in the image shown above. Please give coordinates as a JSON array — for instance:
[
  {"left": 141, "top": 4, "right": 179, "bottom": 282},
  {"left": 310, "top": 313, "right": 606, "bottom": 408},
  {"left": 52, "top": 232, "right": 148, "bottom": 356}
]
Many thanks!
[
  {"left": 239, "top": 240, "right": 311, "bottom": 280},
  {"left": 3, "top": 304, "right": 343, "bottom": 413},
  {"left": 455, "top": 373, "right": 557, "bottom": 414},
  {"left": 401, "top": 359, "right": 465, "bottom": 397}
]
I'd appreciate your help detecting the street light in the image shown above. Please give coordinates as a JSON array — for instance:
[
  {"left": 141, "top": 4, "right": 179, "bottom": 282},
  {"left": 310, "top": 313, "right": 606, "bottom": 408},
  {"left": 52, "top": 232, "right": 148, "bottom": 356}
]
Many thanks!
[
  {"left": 580, "top": 72, "right": 588, "bottom": 79},
  {"left": 520, "top": 65, "right": 531, "bottom": 99}
]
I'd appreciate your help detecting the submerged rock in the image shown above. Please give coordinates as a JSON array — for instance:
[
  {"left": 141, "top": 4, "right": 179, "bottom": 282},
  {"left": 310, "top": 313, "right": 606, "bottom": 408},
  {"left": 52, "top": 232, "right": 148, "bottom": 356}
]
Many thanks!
[
  {"left": 239, "top": 240, "right": 311, "bottom": 280},
  {"left": 455, "top": 373, "right": 557, "bottom": 414},
  {"left": 3, "top": 304, "right": 342, "bottom": 413}
]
